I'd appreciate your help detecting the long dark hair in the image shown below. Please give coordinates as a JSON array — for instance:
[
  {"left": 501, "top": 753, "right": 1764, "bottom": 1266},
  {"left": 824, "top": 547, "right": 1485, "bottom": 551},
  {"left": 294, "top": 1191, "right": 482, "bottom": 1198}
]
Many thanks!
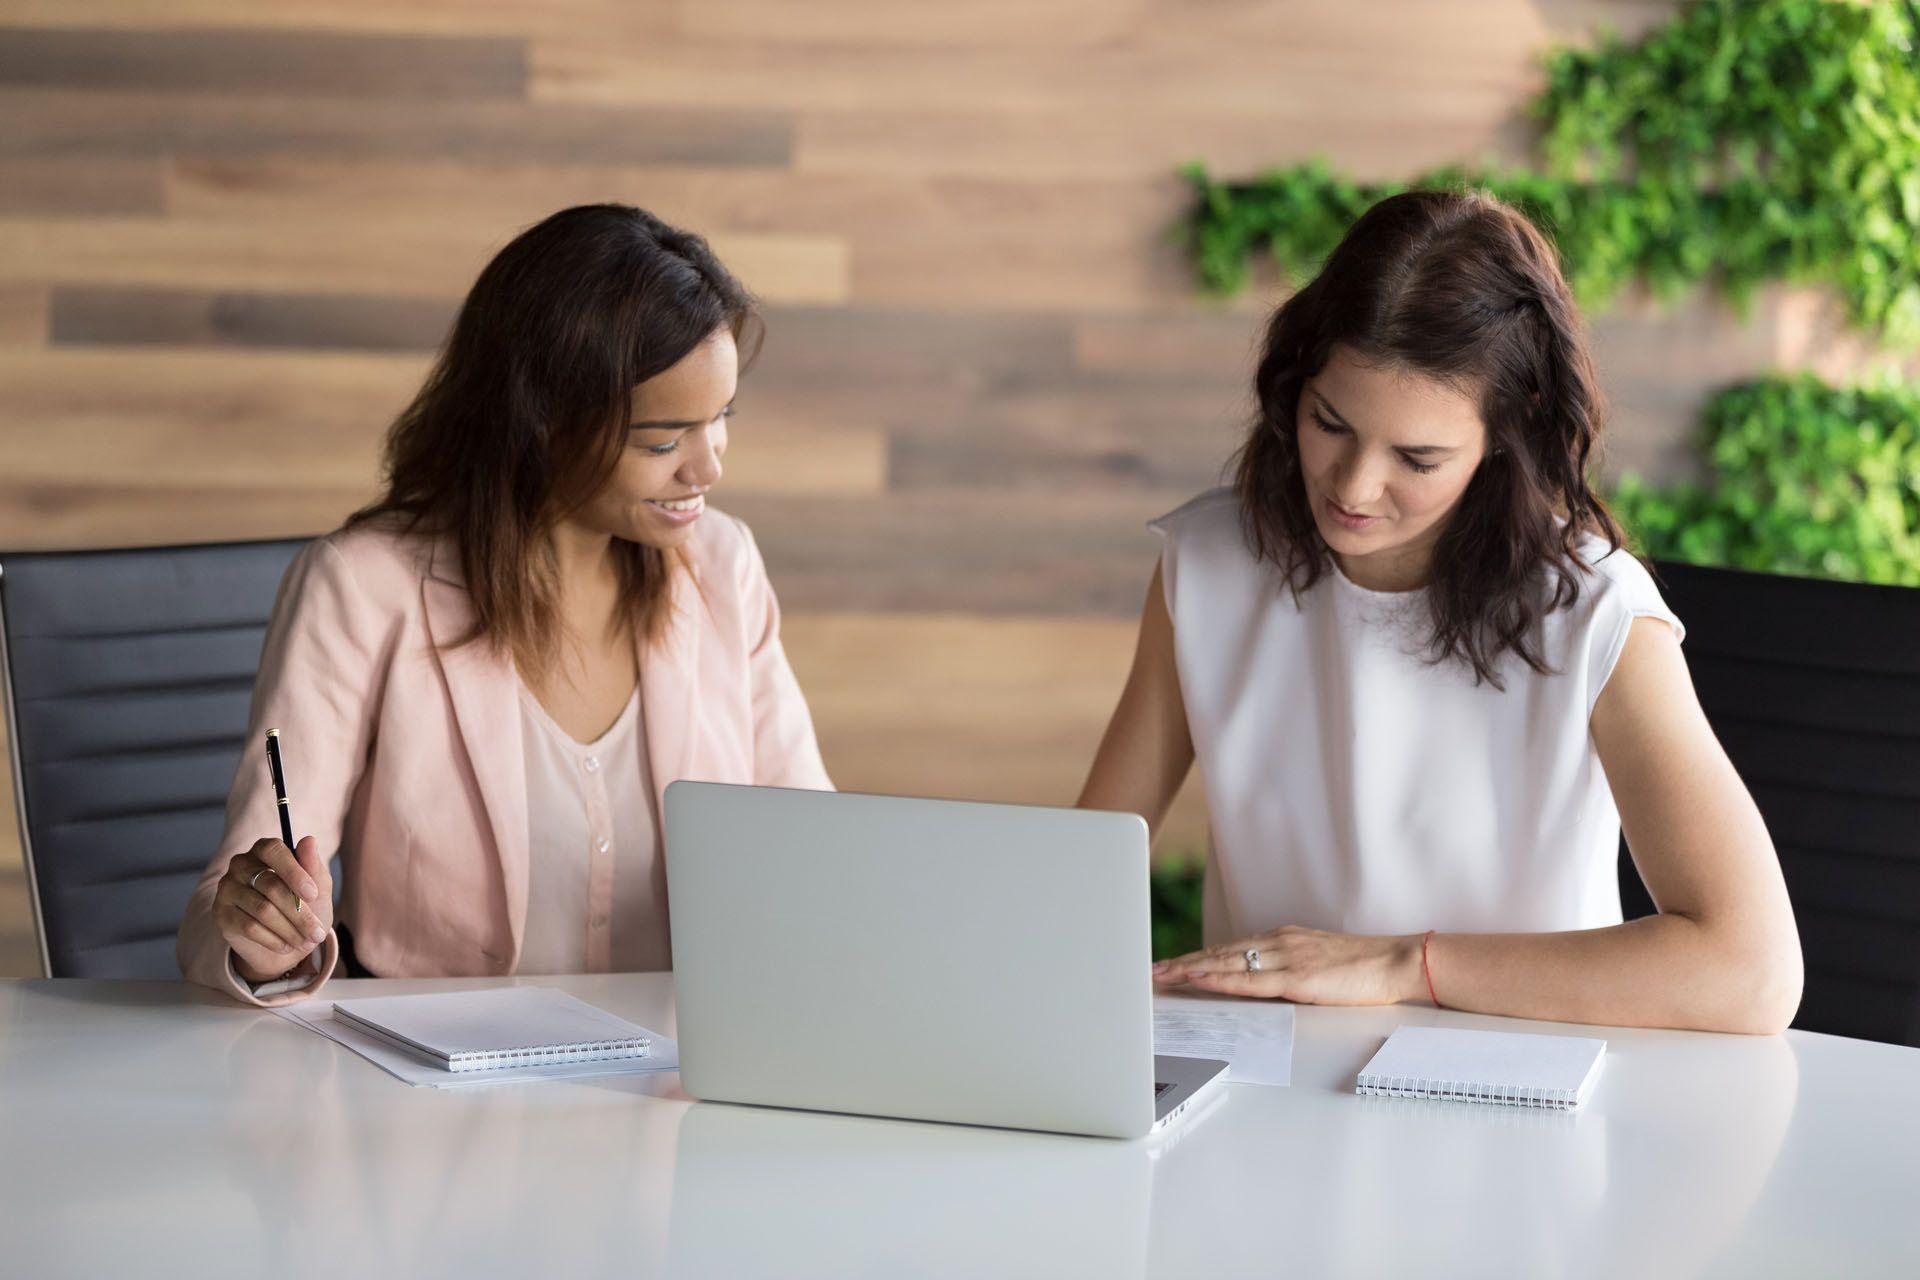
[
  {"left": 348, "top": 203, "right": 761, "bottom": 669},
  {"left": 1233, "top": 188, "right": 1629, "bottom": 689}
]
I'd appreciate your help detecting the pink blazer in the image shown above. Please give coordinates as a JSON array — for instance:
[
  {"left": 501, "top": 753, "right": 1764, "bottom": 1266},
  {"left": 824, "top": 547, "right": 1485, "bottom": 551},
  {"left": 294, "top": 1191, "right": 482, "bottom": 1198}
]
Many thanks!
[{"left": 176, "top": 508, "right": 832, "bottom": 1006}]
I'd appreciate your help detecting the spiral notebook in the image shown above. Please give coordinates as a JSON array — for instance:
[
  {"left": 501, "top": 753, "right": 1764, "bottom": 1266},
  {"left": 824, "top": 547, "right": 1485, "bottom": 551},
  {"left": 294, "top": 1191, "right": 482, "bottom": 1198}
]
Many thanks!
[
  {"left": 331, "top": 987, "right": 652, "bottom": 1073},
  {"left": 1356, "top": 1025, "right": 1606, "bottom": 1110}
]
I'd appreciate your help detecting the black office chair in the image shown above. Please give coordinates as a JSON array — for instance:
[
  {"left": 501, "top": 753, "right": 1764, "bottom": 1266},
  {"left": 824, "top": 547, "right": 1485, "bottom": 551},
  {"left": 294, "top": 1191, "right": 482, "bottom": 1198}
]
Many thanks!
[
  {"left": 0, "top": 538, "right": 311, "bottom": 977},
  {"left": 1619, "top": 560, "right": 1920, "bottom": 1047}
]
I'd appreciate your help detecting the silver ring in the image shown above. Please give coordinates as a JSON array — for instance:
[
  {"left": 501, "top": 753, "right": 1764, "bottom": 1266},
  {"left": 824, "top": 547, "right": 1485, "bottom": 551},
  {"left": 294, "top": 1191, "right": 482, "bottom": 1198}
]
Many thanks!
[
  {"left": 1244, "top": 948, "right": 1261, "bottom": 972},
  {"left": 248, "top": 868, "right": 269, "bottom": 891}
]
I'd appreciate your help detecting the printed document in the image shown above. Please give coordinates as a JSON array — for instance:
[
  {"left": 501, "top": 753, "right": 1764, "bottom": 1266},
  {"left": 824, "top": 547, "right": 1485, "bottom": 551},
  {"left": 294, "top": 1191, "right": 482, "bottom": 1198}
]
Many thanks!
[{"left": 1153, "top": 994, "right": 1294, "bottom": 1086}]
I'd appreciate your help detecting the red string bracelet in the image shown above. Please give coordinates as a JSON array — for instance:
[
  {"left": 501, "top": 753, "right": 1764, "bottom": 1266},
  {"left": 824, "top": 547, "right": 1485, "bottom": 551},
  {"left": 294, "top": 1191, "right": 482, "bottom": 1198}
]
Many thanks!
[{"left": 1421, "top": 929, "right": 1444, "bottom": 1008}]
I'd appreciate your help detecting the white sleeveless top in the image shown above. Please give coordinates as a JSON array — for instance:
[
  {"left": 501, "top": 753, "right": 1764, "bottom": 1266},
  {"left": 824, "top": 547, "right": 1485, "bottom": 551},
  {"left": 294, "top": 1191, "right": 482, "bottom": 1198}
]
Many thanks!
[
  {"left": 515, "top": 681, "right": 671, "bottom": 974},
  {"left": 1152, "top": 488, "right": 1684, "bottom": 945}
]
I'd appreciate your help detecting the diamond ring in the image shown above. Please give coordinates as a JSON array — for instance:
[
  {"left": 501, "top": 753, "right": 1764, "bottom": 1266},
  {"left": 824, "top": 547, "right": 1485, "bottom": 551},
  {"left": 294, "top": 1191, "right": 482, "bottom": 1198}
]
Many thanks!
[{"left": 1244, "top": 948, "right": 1262, "bottom": 972}]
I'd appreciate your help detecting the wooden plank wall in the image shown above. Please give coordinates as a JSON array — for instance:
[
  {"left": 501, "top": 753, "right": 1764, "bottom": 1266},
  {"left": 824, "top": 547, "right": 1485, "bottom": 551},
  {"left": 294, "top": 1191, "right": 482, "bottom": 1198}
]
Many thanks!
[{"left": 3, "top": 1, "right": 1903, "bottom": 973}]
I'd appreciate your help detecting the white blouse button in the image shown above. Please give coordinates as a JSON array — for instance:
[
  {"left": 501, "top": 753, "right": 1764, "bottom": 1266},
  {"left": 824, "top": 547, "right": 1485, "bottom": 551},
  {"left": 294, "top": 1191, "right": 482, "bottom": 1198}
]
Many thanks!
[
  {"left": 595, "top": 836, "right": 611, "bottom": 854},
  {"left": 583, "top": 755, "right": 601, "bottom": 774}
]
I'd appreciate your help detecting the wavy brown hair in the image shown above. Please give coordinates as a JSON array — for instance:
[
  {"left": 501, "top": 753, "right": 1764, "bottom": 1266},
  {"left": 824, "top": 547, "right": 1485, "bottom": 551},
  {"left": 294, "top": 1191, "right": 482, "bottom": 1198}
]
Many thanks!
[
  {"left": 347, "top": 203, "right": 761, "bottom": 670},
  {"left": 1234, "top": 188, "right": 1629, "bottom": 689}
]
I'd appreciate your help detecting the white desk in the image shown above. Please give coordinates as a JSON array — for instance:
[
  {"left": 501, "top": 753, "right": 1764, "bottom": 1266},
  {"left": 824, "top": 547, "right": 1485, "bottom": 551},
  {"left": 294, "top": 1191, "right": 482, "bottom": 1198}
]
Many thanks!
[{"left": 1, "top": 974, "right": 1914, "bottom": 1278}]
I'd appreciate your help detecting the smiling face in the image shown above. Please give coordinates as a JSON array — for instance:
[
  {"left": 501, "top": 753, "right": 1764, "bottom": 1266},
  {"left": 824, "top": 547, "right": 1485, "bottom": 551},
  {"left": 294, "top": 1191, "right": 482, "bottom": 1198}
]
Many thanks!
[
  {"left": 566, "top": 326, "right": 738, "bottom": 552},
  {"left": 1294, "top": 343, "right": 1492, "bottom": 592}
]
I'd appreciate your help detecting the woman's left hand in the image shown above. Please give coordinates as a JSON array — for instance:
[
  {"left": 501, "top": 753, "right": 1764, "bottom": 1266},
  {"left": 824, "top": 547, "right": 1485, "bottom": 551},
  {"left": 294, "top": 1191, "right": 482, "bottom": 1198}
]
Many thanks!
[{"left": 1152, "top": 926, "right": 1426, "bottom": 1006}]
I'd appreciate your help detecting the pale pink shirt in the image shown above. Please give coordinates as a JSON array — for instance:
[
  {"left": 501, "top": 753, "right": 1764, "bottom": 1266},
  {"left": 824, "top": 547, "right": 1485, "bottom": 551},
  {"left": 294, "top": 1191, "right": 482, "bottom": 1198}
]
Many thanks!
[{"left": 515, "top": 680, "right": 673, "bottom": 974}]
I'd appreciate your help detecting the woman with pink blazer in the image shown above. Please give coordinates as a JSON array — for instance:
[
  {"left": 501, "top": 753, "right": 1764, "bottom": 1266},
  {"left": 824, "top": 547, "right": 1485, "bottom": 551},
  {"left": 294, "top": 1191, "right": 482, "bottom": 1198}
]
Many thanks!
[{"left": 177, "top": 204, "right": 831, "bottom": 1007}]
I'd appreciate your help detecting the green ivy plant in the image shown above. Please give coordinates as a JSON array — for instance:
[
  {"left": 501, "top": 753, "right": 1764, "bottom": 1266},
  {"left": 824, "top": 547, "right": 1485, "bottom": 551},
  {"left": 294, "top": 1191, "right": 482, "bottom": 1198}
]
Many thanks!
[
  {"left": 1149, "top": 857, "right": 1205, "bottom": 960},
  {"left": 1612, "top": 371, "right": 1920, "bottom": 585},
  {"left": 1185, "top": 0, "right": 1920, "bottom": 345}
]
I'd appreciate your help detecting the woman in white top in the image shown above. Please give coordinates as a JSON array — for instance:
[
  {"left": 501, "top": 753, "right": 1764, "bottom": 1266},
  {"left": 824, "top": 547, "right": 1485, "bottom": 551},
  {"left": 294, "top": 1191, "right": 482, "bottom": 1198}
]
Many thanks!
[{"left": 1079, "top": 189, "right": 1803, "bottom": 1034}]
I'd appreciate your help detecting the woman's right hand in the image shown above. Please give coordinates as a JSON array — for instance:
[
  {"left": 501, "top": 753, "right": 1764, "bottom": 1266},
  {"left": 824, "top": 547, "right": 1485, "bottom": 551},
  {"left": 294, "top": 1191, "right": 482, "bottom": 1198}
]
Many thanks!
[{"left": 214, "top": 835, "right": 334, "bottom": 984}]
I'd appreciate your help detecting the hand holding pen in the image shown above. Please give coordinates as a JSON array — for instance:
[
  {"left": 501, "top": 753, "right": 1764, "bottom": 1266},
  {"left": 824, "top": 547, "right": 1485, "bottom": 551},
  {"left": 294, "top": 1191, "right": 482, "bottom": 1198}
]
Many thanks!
[{"left": 214, "top": 729, "right": 334, "bottom": 984}]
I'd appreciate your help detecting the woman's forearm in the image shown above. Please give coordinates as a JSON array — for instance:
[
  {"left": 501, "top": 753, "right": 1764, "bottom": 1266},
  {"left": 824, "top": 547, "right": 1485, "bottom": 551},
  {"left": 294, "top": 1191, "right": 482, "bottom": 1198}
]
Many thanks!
[{"left": 1415, "top": 914, "right": 1804, "bottom": 1035}]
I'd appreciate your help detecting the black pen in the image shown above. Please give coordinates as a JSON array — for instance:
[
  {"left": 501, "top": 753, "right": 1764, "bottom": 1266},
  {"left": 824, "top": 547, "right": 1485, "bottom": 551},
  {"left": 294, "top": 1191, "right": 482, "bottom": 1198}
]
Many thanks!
[{"left": 265, "top": 729, "right": 300, "bottom": 902}]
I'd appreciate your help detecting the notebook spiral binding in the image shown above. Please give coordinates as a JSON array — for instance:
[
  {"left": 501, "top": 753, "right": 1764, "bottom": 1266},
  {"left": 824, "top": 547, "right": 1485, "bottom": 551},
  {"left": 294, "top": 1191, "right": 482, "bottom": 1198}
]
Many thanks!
[
  {"left": 1355, "top": 1073, "right": 1579, "bottom": 1110},
  {"left": 448, "top": 1037, "right": 650, "bottom": 1072}
]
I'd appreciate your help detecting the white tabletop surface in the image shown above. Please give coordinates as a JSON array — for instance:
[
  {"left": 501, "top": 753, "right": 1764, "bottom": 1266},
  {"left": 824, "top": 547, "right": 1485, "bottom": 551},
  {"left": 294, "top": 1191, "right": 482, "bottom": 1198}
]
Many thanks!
[{"left": 1, "top": 973, "right": 1915, "bottom": 1278}]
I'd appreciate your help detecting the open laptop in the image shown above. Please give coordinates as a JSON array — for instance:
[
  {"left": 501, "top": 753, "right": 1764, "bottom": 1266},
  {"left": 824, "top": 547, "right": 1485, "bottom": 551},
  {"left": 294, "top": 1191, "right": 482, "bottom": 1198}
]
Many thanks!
[{"left": 663, "top": 781, "right": 1228, "bottom": 1140}]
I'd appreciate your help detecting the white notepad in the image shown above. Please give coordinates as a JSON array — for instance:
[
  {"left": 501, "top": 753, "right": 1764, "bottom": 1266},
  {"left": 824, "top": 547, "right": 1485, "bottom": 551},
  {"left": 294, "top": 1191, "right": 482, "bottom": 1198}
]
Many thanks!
[
  {"left": 331, "top": 987, "right": 652, "bottom": 1073},
  {"left": 1356, "top": 1025, "right": 1606, "bottom": 1110}
]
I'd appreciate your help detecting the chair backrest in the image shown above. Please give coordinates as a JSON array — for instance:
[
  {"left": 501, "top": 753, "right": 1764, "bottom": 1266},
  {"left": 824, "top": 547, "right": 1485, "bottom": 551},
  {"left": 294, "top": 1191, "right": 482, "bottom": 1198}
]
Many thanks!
[
  {"left": 0, "top": 538, "right": 310, "bottom": 977},
  {"left": 1619, "top": 560, "right": 1920, "bottom": 1047}
]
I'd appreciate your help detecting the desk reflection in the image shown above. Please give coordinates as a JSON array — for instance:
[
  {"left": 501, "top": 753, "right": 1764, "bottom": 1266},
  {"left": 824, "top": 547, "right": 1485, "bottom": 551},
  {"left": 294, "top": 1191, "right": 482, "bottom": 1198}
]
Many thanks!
[
  {"left": 664, "top": 1100, "right": 1165, "bottom": 1278},
  {"left": 1139, "top": 1030, "right": 1801, "bottom": 1275},
  {"left": 213, "top": 1012, "right": 684, "bottom": 1275},
  {"left": 0, "top": 980, "right": 1852, "bottom": 1278}
]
